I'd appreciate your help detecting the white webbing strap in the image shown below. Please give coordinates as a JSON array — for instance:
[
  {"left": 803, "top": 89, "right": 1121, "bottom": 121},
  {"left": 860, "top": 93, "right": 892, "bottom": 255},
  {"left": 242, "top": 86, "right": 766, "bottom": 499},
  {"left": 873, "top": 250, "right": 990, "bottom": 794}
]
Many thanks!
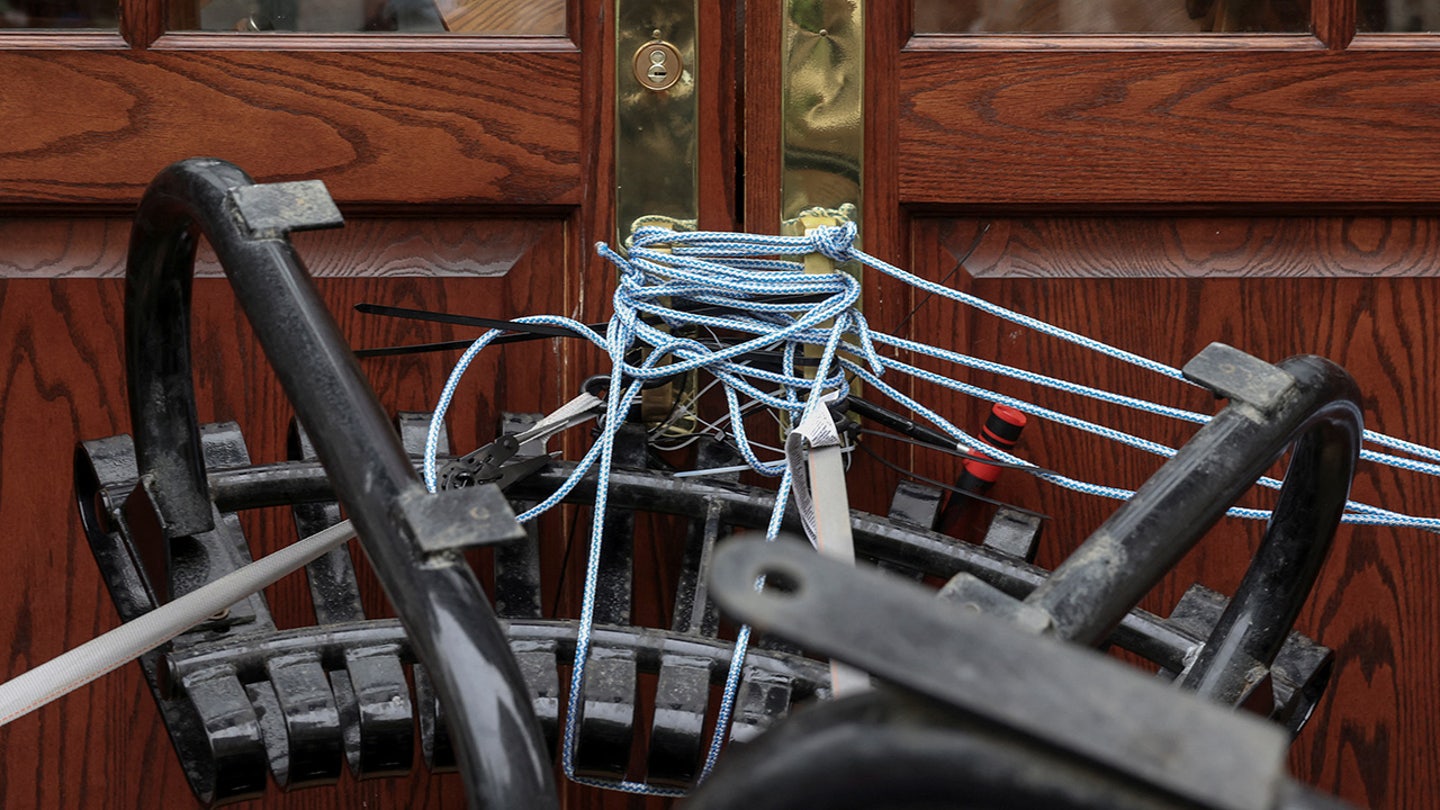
[{"left": 785, "top": 404, "right": 870, "bottom": 696}]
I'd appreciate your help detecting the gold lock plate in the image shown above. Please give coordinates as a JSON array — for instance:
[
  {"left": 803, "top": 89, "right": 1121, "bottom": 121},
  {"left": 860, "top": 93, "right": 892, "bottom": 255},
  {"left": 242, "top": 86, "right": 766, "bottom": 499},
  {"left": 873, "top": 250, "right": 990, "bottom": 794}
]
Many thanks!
[
  {"left": 782, "top": 0, "right": 863, "bottom": 229},
  {"left": 615, "top": 1, "right": 696, "bottom": 247},
  {"left": 616, "top": 2, "right": 699, "bottom": 434},
  {"left": 633, "top": 38, "right": 683, "bottom": 92}
]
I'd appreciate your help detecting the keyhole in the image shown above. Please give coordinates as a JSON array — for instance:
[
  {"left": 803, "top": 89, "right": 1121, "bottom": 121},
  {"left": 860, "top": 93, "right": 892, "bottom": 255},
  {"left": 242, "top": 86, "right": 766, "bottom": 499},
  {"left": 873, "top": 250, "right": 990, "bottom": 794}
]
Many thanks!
[
  {"left": 647, "top": 49, "right": 669, "bottom": 82},
  {"left": 633, "top": 40, "right": 682, "bottom": 91}
]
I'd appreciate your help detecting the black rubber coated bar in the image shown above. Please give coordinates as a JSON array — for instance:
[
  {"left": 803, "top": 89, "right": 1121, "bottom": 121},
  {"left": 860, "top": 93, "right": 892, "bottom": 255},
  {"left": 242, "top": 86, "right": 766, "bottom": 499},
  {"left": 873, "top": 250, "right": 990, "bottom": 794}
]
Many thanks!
[
  {"left": 123, "top": 158, "right": 556, "bottom": 809},
  {"left": 1025, "top": 348, "right": 1362, "bottom": 682}
]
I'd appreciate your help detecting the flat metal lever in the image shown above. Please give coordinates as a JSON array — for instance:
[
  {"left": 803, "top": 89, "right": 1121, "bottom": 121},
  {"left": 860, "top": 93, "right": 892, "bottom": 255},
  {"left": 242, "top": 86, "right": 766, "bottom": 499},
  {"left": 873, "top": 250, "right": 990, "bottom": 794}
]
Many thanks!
[
  {"left": 708, "top": 537, "right": 1292, "bottom": 810},
  {"left": 439, "top": 434, "right": 523, "bottom": 491}
]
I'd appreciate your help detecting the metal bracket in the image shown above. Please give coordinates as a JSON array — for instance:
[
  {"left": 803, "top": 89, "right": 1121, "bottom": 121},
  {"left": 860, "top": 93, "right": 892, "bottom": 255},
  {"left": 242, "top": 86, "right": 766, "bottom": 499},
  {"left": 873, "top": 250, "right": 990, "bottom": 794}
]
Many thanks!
[
  {"left": 708, "top": 538, "right": 1290, "bottom": 810},
  {"left": 1183, "top": 342, "right": 1297, "bottom": 414},
  {"left": 395, "top": 484, "right": 526, "bottom": 554},
  {"left": 228, "top": 180, "right": 344, "bottom": 239},
  {"left": 615, "top": 0, "right": 697, "bottom": 247}
]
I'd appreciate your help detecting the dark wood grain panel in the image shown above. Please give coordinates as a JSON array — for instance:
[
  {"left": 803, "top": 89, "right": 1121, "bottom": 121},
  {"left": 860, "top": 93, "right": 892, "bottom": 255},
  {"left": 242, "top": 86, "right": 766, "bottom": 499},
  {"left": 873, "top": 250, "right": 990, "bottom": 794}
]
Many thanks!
[
  {"left": 0, "top": 47, "right": 581, "bottom": 207},
  {"left": 899, "top": 49, "right": 1440, "bottom": 206},
  {"left": 936, "top": 215, "right": 1440, "bottom": 279},
  {"left": 0, "top": 217, "right": 552, "bottom": 278},
  {"left": 741, "top": 0, "right": 782, "bottom": 234},
  {"left": 697, "top": 0, "right": 740, "bottom": 234},
  {"left": 1314, "top": 0, "right": 1356, "bottom": 49},
  {"left": 908, "top": 216, "right": 1440, "bottom": 809}
]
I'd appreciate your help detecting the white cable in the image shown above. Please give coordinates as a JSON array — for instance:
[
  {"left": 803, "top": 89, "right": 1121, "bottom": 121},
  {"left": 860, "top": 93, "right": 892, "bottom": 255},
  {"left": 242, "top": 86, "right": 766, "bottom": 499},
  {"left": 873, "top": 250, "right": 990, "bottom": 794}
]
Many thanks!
[
  {"left": 0, "top": 519, "right": 357, "bottom": 727},
  {"left": 671, "top": 463, "right": 753, "bottom": 479}
]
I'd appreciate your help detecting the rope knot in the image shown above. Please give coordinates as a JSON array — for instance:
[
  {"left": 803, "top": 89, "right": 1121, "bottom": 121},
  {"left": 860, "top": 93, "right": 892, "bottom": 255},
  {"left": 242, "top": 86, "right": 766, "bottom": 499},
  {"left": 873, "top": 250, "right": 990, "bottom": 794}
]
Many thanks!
[{"left": 810, "top": 221, "right": 857, "bottom": 263}]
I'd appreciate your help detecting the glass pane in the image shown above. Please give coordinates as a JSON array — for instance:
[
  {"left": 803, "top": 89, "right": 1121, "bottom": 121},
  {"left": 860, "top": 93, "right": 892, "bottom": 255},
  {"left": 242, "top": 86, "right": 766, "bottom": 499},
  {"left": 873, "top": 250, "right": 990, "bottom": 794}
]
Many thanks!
[
  {"left": 0, "top": 0, "right": 116, "bottom": 28},
  {"left": 914, "top": 0, "right": 1310, "bottom": 34},
  {"left": 1359, "top": 0, "right": 1440, "bottom": 31},
  {"left": 172, "top": 0, "right": 564, "bottom": 33}
]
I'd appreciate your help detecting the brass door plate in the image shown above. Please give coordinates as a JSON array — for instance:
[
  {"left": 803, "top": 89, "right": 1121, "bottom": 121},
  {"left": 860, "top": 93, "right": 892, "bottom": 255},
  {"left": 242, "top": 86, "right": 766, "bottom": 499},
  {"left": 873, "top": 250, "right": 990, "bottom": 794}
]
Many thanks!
[
  {"left": 782, "top": 0, "right": 863, "bottom": 236},
  {"left": 617, "top": 1, "right": 699, "bottom": 434},
  {"left": 616, "top": 0, "right": 697, "bottom": 249}
]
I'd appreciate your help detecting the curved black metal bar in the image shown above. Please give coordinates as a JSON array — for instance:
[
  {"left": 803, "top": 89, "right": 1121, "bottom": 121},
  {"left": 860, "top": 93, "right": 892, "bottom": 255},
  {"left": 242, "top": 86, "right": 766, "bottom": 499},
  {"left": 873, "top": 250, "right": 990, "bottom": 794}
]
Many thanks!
[
  {"left": 1178, "top": 391, "right": 1359, "bottom": 704},
  {"left": 1025, "top": 347, "right": 1362, "bottom": 700},
  {"left": 163, "top": 618, "right": 832, "bottom": 699},
  {"left": 124, "top": 158, "right": 556, "bottom": 809},
  {"left": 206, "top": 459, "right": 1202, "bottom": 672},
  {"left": 687, "top": 672, "right": 1350, "bottom": 810}
]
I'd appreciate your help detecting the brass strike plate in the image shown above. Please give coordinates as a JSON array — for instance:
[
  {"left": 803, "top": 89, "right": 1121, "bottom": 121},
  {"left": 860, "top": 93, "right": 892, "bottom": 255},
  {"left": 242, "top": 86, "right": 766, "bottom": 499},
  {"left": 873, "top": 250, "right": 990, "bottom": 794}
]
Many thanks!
[
  {"left": 615, "top": 0, "right": 697, "bottom": 250},
  {"left": 782, "top": 0, "right": 863, "bottom": 231},
  {"left": 617, "top": 1, "right": 699, "bottom": 436},
  {"left": 781, "top": 1, "right": 864, "bottom": 418}
]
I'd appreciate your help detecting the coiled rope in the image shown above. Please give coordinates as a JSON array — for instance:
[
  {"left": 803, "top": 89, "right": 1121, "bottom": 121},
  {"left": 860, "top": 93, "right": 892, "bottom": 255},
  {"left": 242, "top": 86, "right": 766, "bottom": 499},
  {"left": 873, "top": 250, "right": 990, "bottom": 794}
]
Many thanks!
[{"left": 424, "top": 218, "right": 1440, "bottom": 796}]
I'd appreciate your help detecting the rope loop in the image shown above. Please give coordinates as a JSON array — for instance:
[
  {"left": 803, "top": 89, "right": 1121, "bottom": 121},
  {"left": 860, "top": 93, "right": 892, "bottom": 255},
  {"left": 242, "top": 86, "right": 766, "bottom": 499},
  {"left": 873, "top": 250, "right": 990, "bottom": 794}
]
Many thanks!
[{"left": 810, "top": 220, "right": 858, "bottom": 262}]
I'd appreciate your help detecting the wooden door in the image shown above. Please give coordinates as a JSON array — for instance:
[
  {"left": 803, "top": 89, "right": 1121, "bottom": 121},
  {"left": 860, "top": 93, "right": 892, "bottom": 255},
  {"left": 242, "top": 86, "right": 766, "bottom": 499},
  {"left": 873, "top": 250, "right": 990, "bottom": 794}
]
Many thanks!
[
  {"left": 796, "top": 2, "right": 1439, "bottom": 808},
  {"left": 0, "top": 1, "right": 689, "bottom": 807},
  {"left": 6, "top": 0, "right": 1439, "bottom": 808},
  {"left": 0, "top": 0, "right": 754, "bottom": 803}
]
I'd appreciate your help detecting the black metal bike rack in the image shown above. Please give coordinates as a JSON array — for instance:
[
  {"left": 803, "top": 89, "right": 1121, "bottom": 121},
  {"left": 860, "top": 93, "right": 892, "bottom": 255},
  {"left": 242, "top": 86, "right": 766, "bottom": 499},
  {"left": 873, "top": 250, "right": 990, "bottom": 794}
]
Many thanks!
[
  {"left": 81, "top": 423, "right": 1341, "bottom": 803},
  {"left": 76, "top": 159, "right": 1358, "bottom": 807}
]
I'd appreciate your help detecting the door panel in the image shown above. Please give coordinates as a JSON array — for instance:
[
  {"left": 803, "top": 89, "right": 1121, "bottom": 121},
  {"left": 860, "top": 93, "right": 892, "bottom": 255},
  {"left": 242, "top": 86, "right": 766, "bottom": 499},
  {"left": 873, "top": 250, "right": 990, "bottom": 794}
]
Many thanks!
[
  {"left": 0, "top": 217, "right": 556, "bottom": 277},
  {"left": 0, "top": 47, "right": 581, "bottom": 205},
  {"left": 907, "top": 221, "right": 1440, "bottom": 809},
  {"left": 900, "top": 48, "right": 1440, "bottom": 206},
  {"left": 879, "top": 0, "right": 1440, "bottom": 800},
  {"left": 941, "top": 215, "right": 1440, "bottom": 278},
  {"left": 0, "top": 0, "right": 609, "bottom": 804}
]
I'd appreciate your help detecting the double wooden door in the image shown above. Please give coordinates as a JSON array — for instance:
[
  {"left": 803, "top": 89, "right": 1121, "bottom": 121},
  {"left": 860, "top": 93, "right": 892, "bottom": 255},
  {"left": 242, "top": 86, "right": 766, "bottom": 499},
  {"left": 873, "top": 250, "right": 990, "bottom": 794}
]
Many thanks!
[{"left": 2, "top": 1, "right": 1439, "bottom": 807}]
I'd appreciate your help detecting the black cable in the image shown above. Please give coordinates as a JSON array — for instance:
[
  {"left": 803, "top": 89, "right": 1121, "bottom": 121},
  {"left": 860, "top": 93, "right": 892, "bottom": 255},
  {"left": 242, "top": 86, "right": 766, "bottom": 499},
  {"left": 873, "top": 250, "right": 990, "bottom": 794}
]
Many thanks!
[
  {"left": 855, "top": 427, "right": 1052, "bottom": 476},
  {"left": 549, "top": 505, "right": 585, "bottom": 619},
  {"left": 888, "top": 222, "right": 991, "bottom": 341}
]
